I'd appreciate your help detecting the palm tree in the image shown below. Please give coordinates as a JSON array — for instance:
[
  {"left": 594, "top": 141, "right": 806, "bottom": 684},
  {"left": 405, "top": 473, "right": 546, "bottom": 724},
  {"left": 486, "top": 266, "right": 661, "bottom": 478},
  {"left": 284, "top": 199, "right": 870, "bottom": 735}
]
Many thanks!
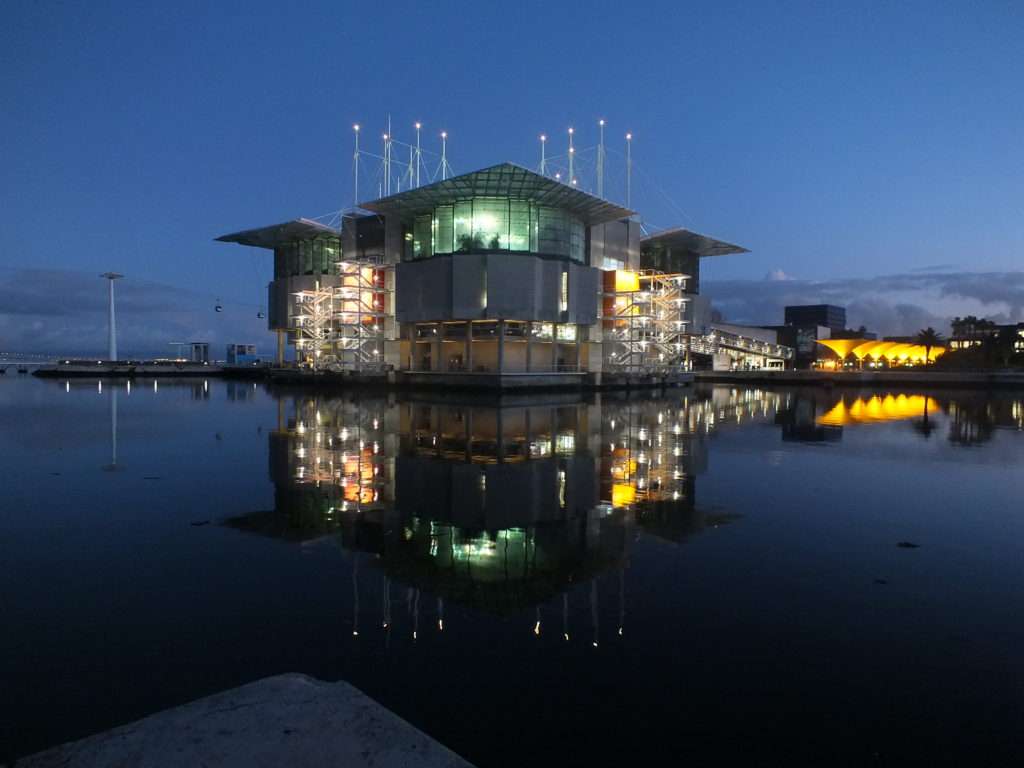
[{"left": 916, "top": 327, "right": 944, "bottom": 365}]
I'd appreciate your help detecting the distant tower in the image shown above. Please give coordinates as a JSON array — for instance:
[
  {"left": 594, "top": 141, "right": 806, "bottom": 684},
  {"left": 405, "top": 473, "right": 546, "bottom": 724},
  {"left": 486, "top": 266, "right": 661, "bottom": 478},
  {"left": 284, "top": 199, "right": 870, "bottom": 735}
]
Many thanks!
[{"left": 100, "top": 273, "right": 123, "bottom": 361}]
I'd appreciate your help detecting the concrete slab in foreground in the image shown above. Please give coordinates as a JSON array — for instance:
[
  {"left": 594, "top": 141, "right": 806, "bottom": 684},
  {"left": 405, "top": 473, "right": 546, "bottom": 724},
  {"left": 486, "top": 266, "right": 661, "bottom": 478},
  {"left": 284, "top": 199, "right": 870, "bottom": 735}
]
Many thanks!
[{"left": 17, "top": 674, "right": 474, "bottom": 768}]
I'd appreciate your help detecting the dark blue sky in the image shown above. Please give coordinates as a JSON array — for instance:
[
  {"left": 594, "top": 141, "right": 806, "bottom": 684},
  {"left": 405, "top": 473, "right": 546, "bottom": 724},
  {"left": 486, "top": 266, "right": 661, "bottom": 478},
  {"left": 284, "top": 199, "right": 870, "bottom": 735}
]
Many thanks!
[{"left": 2, "top": 1, "right": 1022, "bottom": 354}]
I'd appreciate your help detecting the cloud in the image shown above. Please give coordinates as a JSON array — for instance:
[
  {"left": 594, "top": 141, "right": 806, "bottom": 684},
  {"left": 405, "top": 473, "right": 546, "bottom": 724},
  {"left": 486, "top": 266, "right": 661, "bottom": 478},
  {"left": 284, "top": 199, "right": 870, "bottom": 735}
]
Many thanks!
[
  {"left": 908, "top": 264, "right": 959, "bottom": 273},
  {"left": 765, "top": 269, "right": 791, "bottom": 281},
  {"left": 704, "top": 270, "right": 1024, "bottom": 336},
  {"left": 0, "top": 269, "right": 273, "bottom": 358}
]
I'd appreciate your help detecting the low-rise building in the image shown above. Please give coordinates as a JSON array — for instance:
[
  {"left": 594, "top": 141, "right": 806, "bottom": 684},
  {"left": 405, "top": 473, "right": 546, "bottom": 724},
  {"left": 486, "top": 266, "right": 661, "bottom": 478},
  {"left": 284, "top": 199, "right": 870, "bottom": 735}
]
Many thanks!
[
  {"left": 226, "top": 344, "right": 262, "bottom": 365},
  {"left": 950, "top": 316, "right": 1024, "bottom": 352}
]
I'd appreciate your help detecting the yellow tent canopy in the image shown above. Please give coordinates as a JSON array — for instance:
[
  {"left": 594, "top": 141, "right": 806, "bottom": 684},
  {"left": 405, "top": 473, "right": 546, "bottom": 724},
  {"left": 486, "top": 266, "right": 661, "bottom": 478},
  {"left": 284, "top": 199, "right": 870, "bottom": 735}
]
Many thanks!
[{"left": 816, "top": 338, "right": 946, "bottom": 363}]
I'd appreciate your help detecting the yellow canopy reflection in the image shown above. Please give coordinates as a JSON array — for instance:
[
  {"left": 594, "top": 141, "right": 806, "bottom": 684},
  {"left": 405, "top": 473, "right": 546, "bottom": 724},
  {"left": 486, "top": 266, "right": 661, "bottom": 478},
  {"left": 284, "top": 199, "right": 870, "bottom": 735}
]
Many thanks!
[{"left": 818, "top": 394, "right": 940, "bottom": 425}]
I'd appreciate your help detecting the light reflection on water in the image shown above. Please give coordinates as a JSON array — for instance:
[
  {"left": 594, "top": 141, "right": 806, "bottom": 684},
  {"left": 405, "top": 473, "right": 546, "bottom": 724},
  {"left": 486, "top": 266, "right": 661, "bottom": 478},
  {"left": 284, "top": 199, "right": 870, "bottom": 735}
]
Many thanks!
[{"left": 1, "top": 378, "right": 1023, "bottom": 764}]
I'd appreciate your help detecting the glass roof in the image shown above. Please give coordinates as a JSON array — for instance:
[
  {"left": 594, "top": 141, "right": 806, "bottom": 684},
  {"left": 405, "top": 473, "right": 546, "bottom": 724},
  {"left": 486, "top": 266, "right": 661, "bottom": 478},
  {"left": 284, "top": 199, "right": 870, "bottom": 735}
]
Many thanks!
[
  {"left": 360, "top": 163, "right": 635, "bottom": 225},
  {"left": 215, "top": 218, "right": 340, "bottom": 249},
  {"left": 641, "top": 227, "right": 749, "bottom": 258}
]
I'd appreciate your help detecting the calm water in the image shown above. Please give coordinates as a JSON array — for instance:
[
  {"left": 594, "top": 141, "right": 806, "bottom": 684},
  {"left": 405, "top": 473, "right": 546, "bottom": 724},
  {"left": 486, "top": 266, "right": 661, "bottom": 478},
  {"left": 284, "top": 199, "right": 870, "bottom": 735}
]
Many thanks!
[{"left": 1, "top": 377, "right": 1022, "bottom": 764}]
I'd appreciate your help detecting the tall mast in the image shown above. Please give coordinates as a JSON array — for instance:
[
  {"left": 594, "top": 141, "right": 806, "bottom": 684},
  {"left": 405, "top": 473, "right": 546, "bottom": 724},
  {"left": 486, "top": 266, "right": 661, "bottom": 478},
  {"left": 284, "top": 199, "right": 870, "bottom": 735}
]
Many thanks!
[
  {"left": 567, "top": 126, "right": 575, "bottom": 184},
  {"left": 100, "top": 272, "right": 123, "bottom": 360},
  {"left": 440, "top": 131, "right": 449, "bottom": 180},
  {"left": 539, "top": 133, "right": 547, "bottom": 175},
  {"left": 625, "top": 132, "right": 633, "bottom": 207},
  {"left": 352, "top": 124, "right": 360, "bottom": 205},
  {"left": 383, "top": 131, "right": 391, "bottom": 196},
  {"left": 414, "top": 122, "right": 422, "bottom": 187},
  {"left": 597, "top": 119, "right": 605, "bottom": 198}
]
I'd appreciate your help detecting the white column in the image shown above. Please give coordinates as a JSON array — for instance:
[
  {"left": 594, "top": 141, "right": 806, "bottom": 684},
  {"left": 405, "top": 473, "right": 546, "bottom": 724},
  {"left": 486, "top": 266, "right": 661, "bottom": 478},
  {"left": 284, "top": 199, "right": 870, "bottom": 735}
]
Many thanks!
[
  {"left": 101, "top": 273, "right": 122, "bottom": 361},
  {"left": 108, "top": 279, "right": 117, "bottom": 360}
]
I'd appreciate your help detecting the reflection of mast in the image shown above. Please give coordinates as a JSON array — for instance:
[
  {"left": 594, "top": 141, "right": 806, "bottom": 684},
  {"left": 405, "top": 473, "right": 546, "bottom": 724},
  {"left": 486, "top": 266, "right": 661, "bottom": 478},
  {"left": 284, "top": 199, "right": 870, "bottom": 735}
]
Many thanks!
[
  {"left": 102, "top": 386, "right": 120, "bottom": 471},
  {"left": 352, "top": 553, "right": 359, "bottom": 637},
  {"left": 618, "top": 569, "right": 625, "bottom": 636},
  {"left": 382, "top": 575, "right": 391, "bottom": 650},
  {"left": 562, "top": 593, "right": 569, "bottom": 641},
  {"left": 590, "top": 581, "right": 599, "bottom": 647}
]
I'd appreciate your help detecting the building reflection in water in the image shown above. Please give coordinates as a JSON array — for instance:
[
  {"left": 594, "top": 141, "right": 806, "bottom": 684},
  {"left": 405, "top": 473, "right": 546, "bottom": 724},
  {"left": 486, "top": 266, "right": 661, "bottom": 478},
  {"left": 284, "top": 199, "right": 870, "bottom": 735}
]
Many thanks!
[
  {"left": 223, "top": 389, "right": 790, "bottom": 642},
  {"left": 222, "top": 385, "right": 1024, "bottom": 641}
]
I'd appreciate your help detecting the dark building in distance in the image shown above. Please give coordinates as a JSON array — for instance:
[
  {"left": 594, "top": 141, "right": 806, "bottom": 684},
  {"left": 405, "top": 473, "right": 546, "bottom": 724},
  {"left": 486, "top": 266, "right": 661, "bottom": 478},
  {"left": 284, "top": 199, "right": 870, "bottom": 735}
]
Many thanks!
[
  {"left": 950, "top": 316, "right": 1024, "bottom": 352},
  {"left": 784, "top": 304, "right": 847, "bottom": 331}
]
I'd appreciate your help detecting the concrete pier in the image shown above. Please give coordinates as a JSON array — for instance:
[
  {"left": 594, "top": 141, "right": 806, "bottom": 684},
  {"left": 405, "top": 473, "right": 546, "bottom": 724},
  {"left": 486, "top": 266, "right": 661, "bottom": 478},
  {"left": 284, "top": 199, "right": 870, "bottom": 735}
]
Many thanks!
[{"left": 17, "top": 674, "right": 474, "bottom": 768}]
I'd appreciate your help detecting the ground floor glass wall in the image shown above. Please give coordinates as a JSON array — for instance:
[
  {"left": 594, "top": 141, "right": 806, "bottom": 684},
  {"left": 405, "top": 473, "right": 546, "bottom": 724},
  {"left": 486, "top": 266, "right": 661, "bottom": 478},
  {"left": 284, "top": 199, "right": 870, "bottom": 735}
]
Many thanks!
[{"left": 407, "top": 321, "right": 582, "bottom": 373}]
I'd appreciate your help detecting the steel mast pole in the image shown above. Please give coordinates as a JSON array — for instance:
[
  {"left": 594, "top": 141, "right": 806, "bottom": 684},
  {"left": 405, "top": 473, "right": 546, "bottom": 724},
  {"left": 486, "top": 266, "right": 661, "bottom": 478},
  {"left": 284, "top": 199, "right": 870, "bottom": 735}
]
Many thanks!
[
  {"left": 415, "top": 122, "right": 422, "bottom": 187},
  {"left": 441, "top": 131, "right": 448, "bottom": 180},
  {"left": 567, "top": 127, "right": 574, "bottom": 184},
  {"left": 100, "top": 273, "right": 123, "bottom": 361},
  {"left": 353, "top": 124, "right": 360, "bottom": 205},
  {"left": 625, "top": 132, "right": 632, "bottom": 207}
]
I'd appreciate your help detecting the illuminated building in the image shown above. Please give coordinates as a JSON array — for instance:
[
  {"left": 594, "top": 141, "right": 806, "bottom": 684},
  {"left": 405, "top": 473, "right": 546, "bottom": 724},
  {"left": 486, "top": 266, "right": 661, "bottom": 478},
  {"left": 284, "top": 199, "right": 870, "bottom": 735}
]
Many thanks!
[{"left": 217, "top": 163, "right": 763, "bottom": 384}]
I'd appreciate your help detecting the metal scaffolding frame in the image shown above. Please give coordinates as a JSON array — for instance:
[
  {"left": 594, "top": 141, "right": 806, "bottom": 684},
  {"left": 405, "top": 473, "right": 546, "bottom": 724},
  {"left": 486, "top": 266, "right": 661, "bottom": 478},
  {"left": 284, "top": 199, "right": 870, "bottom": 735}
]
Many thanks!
[
  {"left": 603, "top": 270, "right": 691, "bottom": 372},
  {"left": 292, "top": 260, "right": 393, "bottom": 371}
]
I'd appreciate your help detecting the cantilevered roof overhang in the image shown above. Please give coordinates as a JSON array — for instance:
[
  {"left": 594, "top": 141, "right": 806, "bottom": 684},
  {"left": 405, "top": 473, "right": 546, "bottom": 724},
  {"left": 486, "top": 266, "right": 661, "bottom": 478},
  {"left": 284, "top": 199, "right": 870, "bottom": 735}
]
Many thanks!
[
  {"left": 640, "top": 227, "right": 749, "bottom": 258},
  {"left": 359, "top": 162, "right": 636, "bottom": 226},
  {"left": 215, "top": 218, "right": 341, "bottom": 249}
]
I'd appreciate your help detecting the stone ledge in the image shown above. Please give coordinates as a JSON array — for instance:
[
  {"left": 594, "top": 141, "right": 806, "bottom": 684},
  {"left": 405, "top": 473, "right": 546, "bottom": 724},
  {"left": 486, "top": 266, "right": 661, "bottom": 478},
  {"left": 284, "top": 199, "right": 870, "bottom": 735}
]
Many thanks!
[{"left": 16, "top": 674, "right": 474, "bottom": 768}]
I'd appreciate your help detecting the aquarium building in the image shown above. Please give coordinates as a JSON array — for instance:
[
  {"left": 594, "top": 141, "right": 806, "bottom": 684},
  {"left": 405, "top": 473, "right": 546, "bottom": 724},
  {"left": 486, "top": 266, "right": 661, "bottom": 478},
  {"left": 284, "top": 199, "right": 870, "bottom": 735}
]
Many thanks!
[{"left": 218, "top": 162, "right": 762, "bottom": 385}]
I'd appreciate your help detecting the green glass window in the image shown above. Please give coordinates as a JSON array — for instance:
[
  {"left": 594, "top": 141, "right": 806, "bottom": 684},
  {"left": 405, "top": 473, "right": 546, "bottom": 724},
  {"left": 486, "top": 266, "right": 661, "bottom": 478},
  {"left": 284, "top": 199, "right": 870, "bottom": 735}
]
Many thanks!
[
  {"left": 413, "top": 214, "right": 432, "bottom": 259},
  {"left": 434, "top": 205, "right": 453, "bottom": 254},
  {"left": 454, "top": 201, "right": 475, "bottom": 252},
  {"left": 322, "top": 238, "right": 339, "bottom": 272},
  {"left": 509, "top": 201, "right": 530, "bottom": 252},
  {"left": 402, "top": 229, "right": 414, "bottom": 261},
  {"left": 420, "top": 198, "right": 585, "bottom": 260},
  {"left": 311, "top": 240, "right": 322, "bottom": 274},
  {"left": 299, "top": 241, "right": 312, "bottom": 275},
  {"left": 274, "top": 244, "right": 294, "bottom": 278},
  {"left": 472, "top": 197, "right": 509, "bottom": 250},
  {"left": 569, "top": 219, "right": 584, "bottom": 263},
  {"left": 536, "top": 206, "right": 566, "bottom": 256}
]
